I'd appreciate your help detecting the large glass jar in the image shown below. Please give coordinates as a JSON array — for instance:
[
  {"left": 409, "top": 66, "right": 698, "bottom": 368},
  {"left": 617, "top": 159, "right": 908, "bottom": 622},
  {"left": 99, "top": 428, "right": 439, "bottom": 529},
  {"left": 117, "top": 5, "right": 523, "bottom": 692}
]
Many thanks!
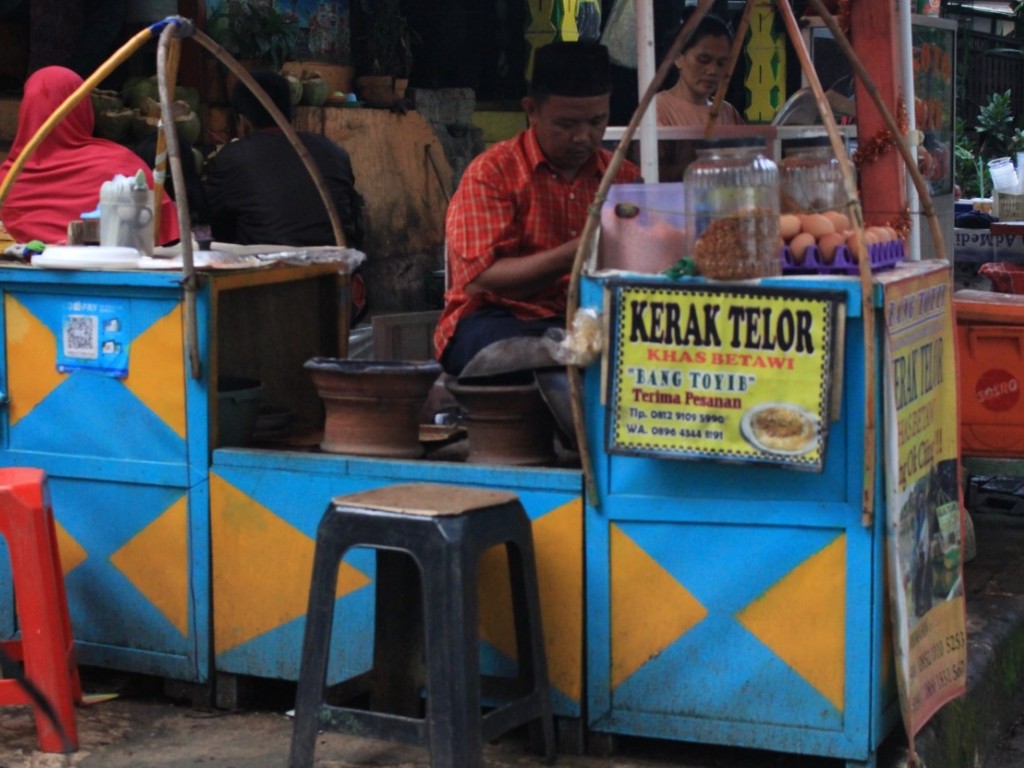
[
  {"left": 684, "top": 138, "right": 780, "bottom": 280},
  {"left": 778, "top": 137, "right": 847, "bottom": 215}
]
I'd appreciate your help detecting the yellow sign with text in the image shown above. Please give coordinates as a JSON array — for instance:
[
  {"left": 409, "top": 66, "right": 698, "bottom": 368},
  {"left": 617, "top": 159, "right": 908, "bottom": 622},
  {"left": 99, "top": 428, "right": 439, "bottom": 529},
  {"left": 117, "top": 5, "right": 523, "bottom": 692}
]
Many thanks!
[{"left": 608, "top": 282, "right": 843, "bottom": 469}]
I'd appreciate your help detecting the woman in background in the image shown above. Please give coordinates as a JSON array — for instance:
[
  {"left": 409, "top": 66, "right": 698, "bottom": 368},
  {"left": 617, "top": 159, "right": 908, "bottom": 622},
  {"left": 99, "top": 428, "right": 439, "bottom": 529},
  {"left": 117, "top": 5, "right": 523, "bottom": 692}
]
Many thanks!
[
  {"left": 0, "top": 66, "right": 179, "bottom": 245},
  {"left": 656, "top": 13, "right": 743, "bottom": 127}
]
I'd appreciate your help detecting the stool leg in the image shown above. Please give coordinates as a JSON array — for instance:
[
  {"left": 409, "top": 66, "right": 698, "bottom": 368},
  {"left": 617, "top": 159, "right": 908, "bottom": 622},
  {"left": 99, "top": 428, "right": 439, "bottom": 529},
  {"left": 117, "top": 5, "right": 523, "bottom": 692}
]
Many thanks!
[
  {"left": 506, "top": 535, "right": 556, "bottom": 762},
  {"left": 422, "top": 536, "right": 484, "bottom": 768},
  {"left": 18, "top": 509, "right": 80, "bottom": 752},
  {"left": 289, "top": 523, "right": 347, "bottom": 768},
  {"left": 370, "top": 549, "right": 423, "bottom": 716}
]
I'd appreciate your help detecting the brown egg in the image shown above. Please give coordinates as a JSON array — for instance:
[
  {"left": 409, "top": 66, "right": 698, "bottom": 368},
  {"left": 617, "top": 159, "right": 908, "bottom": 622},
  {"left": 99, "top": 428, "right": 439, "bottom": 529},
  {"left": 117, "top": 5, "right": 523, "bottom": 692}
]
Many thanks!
[
  {"left": 779, "top": 214, "right": 802, "bottom": 241},
  {"left": 883, "top": 226, "right": 899, "bottom": 241},
  {"left": 845, "top": 230, "right": 877, "bottom": 263},
  {"left": 818, "top": 232, "right": 845, "bottom": 264},
  {"left": 867, "top": 226, "right": 891, "bottom": 242},
  {"left": 788, "top": 232, "right": 816, "bottom": 264},
  {"left": 822, "top": 210, "right": 850, "bottom": 232},
  {"left": 847, "top": 229, "right": 879, "bottom": 246},
  {"left": 801, "top": 213, "right": 836, "bottom": 239}
]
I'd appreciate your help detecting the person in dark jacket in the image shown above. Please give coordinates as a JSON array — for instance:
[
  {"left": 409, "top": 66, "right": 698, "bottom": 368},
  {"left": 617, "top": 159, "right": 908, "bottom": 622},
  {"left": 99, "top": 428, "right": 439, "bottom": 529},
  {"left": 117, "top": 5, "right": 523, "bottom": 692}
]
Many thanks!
[
  {"left": 204, "top": 70, "right": 366, "bottom": 321},
  {"left": 204, "top": 70, "right": 364, "bottom": 249}
]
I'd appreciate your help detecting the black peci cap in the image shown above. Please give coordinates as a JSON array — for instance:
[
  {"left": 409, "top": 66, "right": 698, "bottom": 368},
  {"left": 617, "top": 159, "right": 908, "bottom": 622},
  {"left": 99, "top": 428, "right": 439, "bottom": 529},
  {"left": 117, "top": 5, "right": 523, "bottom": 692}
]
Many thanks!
[{"left": 531, "top": 40, "right": 612, "bottom": 97}]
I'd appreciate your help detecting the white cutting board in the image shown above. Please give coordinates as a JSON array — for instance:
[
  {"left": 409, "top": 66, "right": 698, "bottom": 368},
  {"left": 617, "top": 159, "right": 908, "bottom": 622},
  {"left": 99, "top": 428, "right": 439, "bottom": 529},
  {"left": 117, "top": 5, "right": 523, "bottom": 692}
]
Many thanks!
[{"left": 32, "top": 246, "right": 141, "bottom": 270}]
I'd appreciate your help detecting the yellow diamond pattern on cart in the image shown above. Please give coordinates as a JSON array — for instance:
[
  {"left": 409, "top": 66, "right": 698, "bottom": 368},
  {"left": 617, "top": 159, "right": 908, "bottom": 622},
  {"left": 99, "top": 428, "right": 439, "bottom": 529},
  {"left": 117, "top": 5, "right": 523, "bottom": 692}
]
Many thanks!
[
  {"left": 210, "top": 474, "right": 371, "bottom": 655},
  {"left": 123, "top": 303, "right": 186, "bottom": 438},
  {"left": 610, "top": 524, "right": 708, "bottom": 690},
  {"left": 478, "top": 497, "right": 583, "bottom": 702},
  {"left": 610, "top": 526, "right": 847, "bottom": 708},
  {"left": 5, "top": 294, "right": 66, "bottom": 426},
  {"left": 110, "top": 495, "right": 190, "bottom": 636},
  {"left": 54, "top": 521, "right": 87, "bottom": 575},
  {"left": 737, "top": 534, "right": 846, "bottom": 709}
]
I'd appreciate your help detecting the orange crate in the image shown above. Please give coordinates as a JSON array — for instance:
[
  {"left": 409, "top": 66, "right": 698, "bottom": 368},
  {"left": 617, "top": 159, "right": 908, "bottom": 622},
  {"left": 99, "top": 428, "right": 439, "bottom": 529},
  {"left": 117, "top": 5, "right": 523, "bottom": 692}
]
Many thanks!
[{"left": 956, "top": 289, "right": 1024, "bottom": 456}]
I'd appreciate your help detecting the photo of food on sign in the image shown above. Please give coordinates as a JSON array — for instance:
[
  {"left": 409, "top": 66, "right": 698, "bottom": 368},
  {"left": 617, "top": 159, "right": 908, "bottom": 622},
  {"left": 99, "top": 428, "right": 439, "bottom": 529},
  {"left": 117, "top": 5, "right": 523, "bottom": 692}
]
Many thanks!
[{"left": 740, "top": 402, "right": 820, "bottom": 456}]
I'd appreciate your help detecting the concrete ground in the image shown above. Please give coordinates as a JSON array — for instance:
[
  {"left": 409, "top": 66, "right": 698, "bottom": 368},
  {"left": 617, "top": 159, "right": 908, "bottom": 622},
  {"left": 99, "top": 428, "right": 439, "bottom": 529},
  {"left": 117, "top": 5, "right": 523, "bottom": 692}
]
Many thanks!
[
  {"left": 0, "top": 687, "right": 866, "bottom": 768},
  {"left": 1, "top": 468, "right": 1022, "bottom": 768}
]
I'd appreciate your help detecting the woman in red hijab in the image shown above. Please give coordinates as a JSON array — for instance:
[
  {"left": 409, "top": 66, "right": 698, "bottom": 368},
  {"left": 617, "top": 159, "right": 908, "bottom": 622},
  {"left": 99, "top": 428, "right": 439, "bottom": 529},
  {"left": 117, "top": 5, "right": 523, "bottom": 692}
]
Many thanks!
[{"left": 0, "top": 66, "right": 180, "bottom": 245}]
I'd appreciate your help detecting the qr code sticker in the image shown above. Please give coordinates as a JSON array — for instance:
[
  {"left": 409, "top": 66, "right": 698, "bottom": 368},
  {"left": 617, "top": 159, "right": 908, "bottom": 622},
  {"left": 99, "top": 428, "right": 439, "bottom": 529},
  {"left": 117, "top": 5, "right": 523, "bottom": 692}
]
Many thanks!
[{"left": 64, "top": 314, "right": 99, "bottom": 359}]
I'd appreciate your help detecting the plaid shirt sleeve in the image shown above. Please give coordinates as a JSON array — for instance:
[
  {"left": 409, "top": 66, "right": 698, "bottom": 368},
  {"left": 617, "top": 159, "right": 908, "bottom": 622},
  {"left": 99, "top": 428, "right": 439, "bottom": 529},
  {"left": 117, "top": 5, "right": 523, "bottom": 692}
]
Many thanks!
[
  {"left": 434, "top": 138, "right": 528, "bottom": 358},
  {"left": 445, "top": 152, "right": 522, "bottom": 294},
  {"left": 434, "top": 132, "right": 641, "bottom": 359}
]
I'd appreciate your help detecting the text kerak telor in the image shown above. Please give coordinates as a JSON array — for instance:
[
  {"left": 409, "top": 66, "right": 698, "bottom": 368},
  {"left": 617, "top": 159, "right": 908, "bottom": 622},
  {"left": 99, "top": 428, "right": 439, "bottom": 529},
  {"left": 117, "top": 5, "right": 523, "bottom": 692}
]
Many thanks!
[{"left": 628, "top": 300, "right": 815, "bottom": 354}]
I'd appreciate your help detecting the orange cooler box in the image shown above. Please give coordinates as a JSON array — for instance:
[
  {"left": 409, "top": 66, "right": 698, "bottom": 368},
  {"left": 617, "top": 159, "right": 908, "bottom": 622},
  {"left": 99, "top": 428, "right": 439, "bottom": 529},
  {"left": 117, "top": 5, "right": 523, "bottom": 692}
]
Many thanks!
[{"left": 956, "top": 289, "right": 1024, "bottom": 456}]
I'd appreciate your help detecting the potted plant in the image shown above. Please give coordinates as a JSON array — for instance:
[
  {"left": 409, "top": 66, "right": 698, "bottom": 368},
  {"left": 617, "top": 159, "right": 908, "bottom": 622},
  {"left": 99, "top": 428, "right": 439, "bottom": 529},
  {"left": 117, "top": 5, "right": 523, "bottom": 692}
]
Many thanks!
[
  {"left": 280, "top": 0, "right": 356, "bottom": 100},
  {"left": 207, "top": 0, "right": 302, "bottom": 71},
  {"left": 353, "top": 0, "right": 413, "bottom": 107},
  {"left": 955, "top": 90, "right": 1024, "bottom": 199}
]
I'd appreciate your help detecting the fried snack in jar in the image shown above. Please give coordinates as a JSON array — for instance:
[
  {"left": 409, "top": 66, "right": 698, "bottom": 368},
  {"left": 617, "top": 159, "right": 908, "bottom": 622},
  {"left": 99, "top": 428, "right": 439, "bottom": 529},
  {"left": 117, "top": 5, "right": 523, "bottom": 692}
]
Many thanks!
[{"left": 685, "top": 139, "right": 781, "bottom": 280}]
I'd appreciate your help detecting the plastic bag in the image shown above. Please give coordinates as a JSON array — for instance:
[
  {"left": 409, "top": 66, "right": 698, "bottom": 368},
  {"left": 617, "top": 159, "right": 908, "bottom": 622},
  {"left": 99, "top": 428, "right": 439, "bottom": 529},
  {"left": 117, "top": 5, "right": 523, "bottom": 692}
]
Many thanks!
[
  {"left": 600, "top": 0, "right": 637, "bottom": 69},
  {"left": 542, "top": 308, "right": 605, "bottom": 367}
]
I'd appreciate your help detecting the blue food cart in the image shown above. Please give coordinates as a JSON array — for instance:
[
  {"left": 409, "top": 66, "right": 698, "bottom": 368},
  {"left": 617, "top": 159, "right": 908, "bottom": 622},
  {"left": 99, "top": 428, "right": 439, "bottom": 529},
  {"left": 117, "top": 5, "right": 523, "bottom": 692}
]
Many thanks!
[
  {"left": 0, "top": 256, "right": 946, "bottom": 768},
  {"left": 576, "top": 263, "right": 927, "bottom": 768}
]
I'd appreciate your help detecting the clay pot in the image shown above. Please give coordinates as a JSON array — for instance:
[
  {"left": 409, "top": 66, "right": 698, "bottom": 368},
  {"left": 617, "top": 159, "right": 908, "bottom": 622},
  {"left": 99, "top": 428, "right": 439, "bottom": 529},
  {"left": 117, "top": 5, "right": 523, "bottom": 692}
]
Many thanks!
[
  {"left": 446, "top": 380, "right": 555, "bottom": 465},
  {"left": 305, "top": 358, "right": 441, "bottom": 458},
  {"left": 356, "top": 75, "right": 404, "bottom": 108},
  {"left": 282, "top": 62, "right": 354, "bottom": 96}
]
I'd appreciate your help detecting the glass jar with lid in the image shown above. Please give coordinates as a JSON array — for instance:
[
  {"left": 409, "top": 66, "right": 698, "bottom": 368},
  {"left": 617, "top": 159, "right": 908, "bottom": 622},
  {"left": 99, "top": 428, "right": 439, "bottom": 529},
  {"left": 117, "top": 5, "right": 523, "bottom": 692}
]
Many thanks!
[
  {"left": 778, "top": 136, "right": 848, "bottom": 215},
  {"left": 684, "top": 138, "right": 780, "bottom": 280}
]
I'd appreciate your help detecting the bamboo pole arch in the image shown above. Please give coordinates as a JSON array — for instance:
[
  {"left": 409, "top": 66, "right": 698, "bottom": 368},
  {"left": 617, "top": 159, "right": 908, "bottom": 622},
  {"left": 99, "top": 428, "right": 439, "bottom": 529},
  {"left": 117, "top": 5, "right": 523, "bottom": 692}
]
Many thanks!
[
  {"left": 0, "top": 16, "right": 348, "bottom": 382},
  {"left": 566, "top": 0, "right": 947, "bottom": 523}
]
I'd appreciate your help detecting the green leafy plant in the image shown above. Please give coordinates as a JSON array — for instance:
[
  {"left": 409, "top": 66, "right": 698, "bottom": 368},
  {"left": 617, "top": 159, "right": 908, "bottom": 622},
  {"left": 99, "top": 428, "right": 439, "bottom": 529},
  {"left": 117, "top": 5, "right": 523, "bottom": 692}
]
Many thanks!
[
  {"left": 954, "top": 117, "right": 984, "bottom": 198},
  {"left": 208, "top": 0, "right": 301, "bottom": 70},
  {"left": 356, "top": 0, "right": 413, "bottom": 76},
  {"left": 976, "top": 90, "right": 1018, "bottom": 156}
]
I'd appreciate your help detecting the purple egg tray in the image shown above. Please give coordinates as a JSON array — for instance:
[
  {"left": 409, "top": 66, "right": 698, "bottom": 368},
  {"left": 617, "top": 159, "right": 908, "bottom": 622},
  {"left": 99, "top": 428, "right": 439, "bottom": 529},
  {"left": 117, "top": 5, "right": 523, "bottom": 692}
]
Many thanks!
[{"left": 781, "top": 238, "right": 904, "bottom": 275}]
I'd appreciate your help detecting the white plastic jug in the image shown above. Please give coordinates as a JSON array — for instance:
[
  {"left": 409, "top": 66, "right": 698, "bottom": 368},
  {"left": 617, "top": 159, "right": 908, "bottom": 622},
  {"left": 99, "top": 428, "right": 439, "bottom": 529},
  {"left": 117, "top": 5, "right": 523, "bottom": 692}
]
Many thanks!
[{"left": 99, "top": 171, "right": 154, "bottom": 255}]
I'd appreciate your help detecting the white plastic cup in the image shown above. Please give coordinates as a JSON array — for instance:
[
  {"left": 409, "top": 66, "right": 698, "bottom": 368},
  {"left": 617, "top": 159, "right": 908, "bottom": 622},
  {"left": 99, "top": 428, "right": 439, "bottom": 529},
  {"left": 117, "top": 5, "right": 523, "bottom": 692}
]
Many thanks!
[{"left": 989, "top": 157, "right": 1019, "bottom": 194}]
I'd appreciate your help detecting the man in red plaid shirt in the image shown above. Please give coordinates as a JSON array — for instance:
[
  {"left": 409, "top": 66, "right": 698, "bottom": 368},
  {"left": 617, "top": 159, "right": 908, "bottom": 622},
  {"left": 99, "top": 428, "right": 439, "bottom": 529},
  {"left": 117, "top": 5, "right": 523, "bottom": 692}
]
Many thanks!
[{"left": 434, "top": 41, "right": 641, "bottom": 377}]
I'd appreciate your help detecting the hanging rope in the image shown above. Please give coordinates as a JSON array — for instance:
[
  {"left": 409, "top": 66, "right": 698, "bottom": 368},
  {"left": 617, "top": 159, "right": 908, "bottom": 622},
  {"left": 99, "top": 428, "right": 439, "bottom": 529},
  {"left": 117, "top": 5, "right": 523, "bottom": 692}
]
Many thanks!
[{"left": 566, "top": 0, "right": 721, "bottom": 506}]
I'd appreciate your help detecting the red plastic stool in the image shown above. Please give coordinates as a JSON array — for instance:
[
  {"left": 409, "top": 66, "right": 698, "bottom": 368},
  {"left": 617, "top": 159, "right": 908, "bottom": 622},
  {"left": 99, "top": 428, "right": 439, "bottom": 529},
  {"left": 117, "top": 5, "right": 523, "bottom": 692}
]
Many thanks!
[{"left": 0, "top": 468, "right": 81, "bottom": 753}]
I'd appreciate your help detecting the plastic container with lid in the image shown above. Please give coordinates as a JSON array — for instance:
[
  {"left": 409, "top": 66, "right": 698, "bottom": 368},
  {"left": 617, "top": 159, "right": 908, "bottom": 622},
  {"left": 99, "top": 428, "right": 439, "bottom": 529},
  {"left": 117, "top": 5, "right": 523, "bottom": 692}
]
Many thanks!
[
  {"left": 778, "top": 137, "right": 847, "bottom": 215},
  {"left": 954, "top": 289, "right": 1024, "bottom": 456},
  {"left": 684, "top": 138, "right": 780, "bottom": 280}
]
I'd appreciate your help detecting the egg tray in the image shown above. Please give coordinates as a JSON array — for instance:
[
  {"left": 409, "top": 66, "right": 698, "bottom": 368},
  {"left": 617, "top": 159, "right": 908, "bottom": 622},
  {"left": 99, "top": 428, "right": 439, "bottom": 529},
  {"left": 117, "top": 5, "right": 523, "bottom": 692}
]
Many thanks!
[{"left": 781, "top": 238, "right": 904, "bottom": 275}]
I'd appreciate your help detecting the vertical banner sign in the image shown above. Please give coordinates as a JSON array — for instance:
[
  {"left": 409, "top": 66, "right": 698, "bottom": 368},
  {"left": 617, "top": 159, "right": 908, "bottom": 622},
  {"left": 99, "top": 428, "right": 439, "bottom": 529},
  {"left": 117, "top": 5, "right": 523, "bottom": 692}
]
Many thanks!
[
  {"left": 882, "top": 268, "right": 966, "bottom": 746},
  {"left": 608, "top": 281, "right": 844, "bottom": 470}
]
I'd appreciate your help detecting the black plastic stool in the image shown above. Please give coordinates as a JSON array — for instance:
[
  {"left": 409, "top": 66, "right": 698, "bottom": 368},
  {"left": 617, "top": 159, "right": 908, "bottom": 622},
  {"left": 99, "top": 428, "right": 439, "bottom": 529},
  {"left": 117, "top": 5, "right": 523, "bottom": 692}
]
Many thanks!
[{"left": 288, "top": 482, "right": 556, "bottom": 768}]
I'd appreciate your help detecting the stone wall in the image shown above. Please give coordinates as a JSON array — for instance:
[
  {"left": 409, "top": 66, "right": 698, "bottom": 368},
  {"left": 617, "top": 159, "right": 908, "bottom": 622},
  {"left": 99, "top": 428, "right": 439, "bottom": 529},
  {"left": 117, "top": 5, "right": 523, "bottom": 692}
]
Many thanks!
[{"left": 296, "top": 90, "right": 484, "bottom": 318}]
